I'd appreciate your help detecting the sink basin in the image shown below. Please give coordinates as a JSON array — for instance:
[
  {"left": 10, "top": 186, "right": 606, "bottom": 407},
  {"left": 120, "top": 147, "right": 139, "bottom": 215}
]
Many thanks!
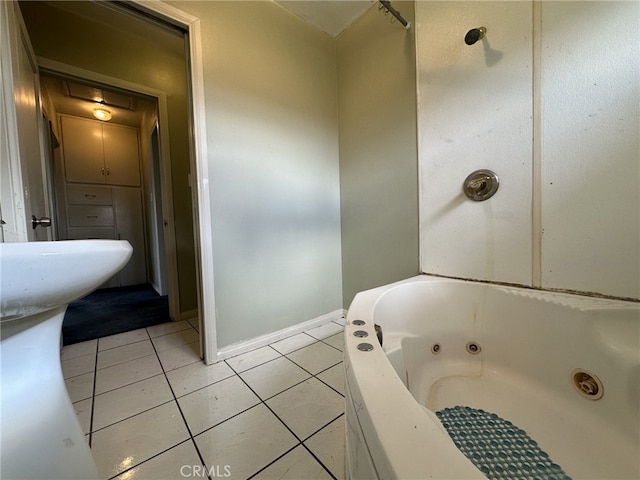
[
  {"left": 0, "top": 240, "right": 132, "bottom": 479},
  {"left": 1, "top": 239, "right": 132, "bottom": 321}
]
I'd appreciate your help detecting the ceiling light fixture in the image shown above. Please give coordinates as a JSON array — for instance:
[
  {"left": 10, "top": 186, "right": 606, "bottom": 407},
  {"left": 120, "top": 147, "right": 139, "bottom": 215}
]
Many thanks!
[{"left": 93, "top": 107, "right": 112, "bottom": 121}]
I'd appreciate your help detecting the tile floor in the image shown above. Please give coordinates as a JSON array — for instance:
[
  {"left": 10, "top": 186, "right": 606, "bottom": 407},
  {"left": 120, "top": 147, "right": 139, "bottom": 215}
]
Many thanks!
[{"left": 61, "top": 318, "right": 346, "bottom": 480}]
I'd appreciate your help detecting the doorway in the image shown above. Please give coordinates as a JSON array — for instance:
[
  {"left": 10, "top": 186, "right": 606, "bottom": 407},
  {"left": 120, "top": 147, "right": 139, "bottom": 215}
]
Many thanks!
[
  {"left": 15, "top": 0, "right": 217, "bottom": 363},
  {"left": 38, "top": 72, "right": 174, "bottom": 344},
  {"left": 17, "top": 0, "right": 196, "bottom": 347}
]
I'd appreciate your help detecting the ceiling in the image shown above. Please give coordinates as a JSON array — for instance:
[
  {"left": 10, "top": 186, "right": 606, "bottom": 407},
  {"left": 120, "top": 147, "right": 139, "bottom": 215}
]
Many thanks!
[
  {"left": 40, "top": 75, "right": 157, "bottom": 128},
  {"left": 34, "top": 0, "right": 376, "bottom": 39},
  {"left": 276, "top": 1, "right": 374, "bottom": 37},
  {"left": 33, "top": 0, "right": 380, "bottom": 126}
]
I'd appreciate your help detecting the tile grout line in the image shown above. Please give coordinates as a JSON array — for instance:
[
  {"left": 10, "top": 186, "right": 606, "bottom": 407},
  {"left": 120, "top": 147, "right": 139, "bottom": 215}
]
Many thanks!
[
  {"left": 301, "top": 439, "right": 339, "bottom": 480},
  {"left": 88, "top": 357, "right": 343, "bottom": 437},
  {"left": 245, "top": 444, "right": 302, "bottom": 480},
  {"left": 87, "top": 338, "right": 100, "bottom": 448},
  {"left": 96, "top": 337, "right": 149, "bottom": 353},
  {"left": 227, "top": 363, "right": 311, "bottom": 477},
  {"left": 301, "top": 412, "right": 344, "bottom": 444},
  {"left": 94, "top": 326, "right": 209, "bottom": 480},
  {"left": 90, "top": 398, "right": 177, "bottom": 435},
  {"left": 93, "top": 370, "right": 167, "bottom": 397},
  {"left": 107, "top": 438, "right": 194, "bottom": 480},
  {"left": 76, "top": 323, "right": 345, "bottom": 479},
  {"left": 279, "top": 354, "right": 345, "bottom": 399},
  {"left": 227, "top": 360, "right": 339, "bottom": 480},
  {"left": 147, "top": 329, "right": 214, "bottom": 480}
]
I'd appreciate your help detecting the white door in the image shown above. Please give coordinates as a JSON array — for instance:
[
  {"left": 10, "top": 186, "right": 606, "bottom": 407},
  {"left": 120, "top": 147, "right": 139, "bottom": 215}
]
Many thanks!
[{"left": 0, "top": 1, "right": 50, "bottom": 242}]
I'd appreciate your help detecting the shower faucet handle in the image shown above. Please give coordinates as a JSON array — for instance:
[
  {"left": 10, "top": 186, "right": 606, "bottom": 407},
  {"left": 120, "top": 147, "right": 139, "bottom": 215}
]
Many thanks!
[
  {"left": 467, "top": 176, "right": 490, "bottom": 192},
  {"left": 463, "top": 170, "right": 499, "bottom": 201}
]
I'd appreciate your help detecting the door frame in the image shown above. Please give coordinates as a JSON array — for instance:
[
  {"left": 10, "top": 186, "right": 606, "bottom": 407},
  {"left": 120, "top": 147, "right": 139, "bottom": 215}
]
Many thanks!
[
  {"left": 2, "top": 0, "right": 218, "bottom": 364},
  {"left": 38, "top": 57, "right": 185, "bottom": 333},
  {"left": 128, "top": 1, "right": 217, "bottom": 364},
  {"left": 0, "top": 0, "right": 49, "bottom": 242}
]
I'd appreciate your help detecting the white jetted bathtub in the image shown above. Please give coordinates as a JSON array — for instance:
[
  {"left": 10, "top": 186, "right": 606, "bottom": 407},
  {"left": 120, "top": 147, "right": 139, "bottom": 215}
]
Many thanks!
[{"left": 344, "top": 275, "right": 639, "bottom": 479}]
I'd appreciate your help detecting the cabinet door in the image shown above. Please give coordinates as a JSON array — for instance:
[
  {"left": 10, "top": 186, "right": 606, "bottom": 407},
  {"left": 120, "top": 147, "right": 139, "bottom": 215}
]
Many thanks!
[
  {"left": 103, "top": 124, "right": 140, "bottom": 186},
  {"left": 113, "top": 187, "right": 146, "bottom": 285},
  {"left": 61, "top": 116, "right": 105, "bottom": 184}
]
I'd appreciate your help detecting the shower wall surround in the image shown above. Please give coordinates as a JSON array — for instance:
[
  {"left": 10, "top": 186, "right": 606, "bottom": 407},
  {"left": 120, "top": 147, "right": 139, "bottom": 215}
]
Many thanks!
[{"left": 416, "top": 1, "right": 639, "bottom": 300}]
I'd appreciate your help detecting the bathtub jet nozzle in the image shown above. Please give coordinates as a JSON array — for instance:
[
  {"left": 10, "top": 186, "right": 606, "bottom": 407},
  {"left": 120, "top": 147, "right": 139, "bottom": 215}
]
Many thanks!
[{"left": 572, "top": 369, "right": 604, "bottom": 400}]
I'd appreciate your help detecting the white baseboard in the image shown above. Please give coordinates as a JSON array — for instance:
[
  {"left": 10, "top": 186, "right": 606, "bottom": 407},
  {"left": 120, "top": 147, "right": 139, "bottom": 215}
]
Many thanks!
[{"left": 216, "top": 309, "right": 346, "bottom": 362}]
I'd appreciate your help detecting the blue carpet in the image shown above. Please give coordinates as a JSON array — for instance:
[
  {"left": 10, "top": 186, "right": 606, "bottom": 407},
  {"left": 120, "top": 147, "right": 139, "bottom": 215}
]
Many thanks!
[
  {"left": 62, "top": 283, "right": 169, "bottom": 345},
  {"left": 436, "top": 406, "right": 572, "bottom": 480}
]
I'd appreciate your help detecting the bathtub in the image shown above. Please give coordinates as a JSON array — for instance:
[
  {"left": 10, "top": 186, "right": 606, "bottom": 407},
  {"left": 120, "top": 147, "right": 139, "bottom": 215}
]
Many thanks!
[{"left": 344, "top": 275, "right": 639, "bottom": 479}]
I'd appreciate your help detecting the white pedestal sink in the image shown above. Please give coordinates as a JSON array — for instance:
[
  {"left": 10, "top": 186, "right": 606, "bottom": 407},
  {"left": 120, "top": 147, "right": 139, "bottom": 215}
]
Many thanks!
[{"left": 0, "top": 240, "right": 132, "bottom": 479}]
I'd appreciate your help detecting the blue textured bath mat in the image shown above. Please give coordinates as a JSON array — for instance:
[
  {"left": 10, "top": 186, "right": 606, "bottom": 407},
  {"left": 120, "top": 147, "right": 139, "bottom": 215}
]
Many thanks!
[{"left": 436, "top": 406, "right": 572, "bottom": 480}]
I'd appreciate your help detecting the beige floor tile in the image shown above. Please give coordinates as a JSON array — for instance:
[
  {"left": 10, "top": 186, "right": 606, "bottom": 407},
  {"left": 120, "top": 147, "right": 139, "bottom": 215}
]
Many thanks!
[
  {"left": 93, "top": 374, "right": 173, "bottom": 431},
  {"left": 178, "top": 375, "right": 260, "bottom": 435},
  {"left": 146, "top": 320, "right": 192, "bottom": 338},
  {"left": 62, "top": 318, "right": 349, "bottom": 480},
  {"left": 286, "top": 342, "right": 342, "bottom": 375},
  {"left": 64, "top": 371, "right": 94, "bottom": 403},
  {"left": 97, "top": 340, "right": 155, "bottom": 370},
  {"left": 225, "top": 346, "right": 281, "bottom": 373},
  {"left": 166, "top": 360, "right": 235, "bottom": 397},
  {"left": 156, "top": 341, "right": 201, "bottom": 372},
  {"left": 186, "top": 317, "right": 199, "bottom": 332},
  {"left": 239, "top": 356, "right": 310, "bottom": 400},
  {"left": 322, "top": 333, "right": 344, "bottom": 352},
  {"left": 98, "top": 328, "right": 149, "bottom": 352},
  {"left": 91, "top": 402, "right": 190, "bottom": 479},
  {"left": 114, "top": 440, "right": 203, "bottom": 480},
  {"left": 95, "top": 353, "right": 163, "bottom": 395},
  {"left": 152, "top": 329, "right": 199, "bottom": 353},
  {"left": 266, "top": 378, "right": 344, "bottom": 440},
  {"left": 62, "top": 353, "right": 96, "bottom": 379},
  {"left": 253, "top": 445, "right": 332, "bottom": 479},
  {"left": 305, "top": 322, "right": 344, "bottom": 340},
  {"left": 305, "top": 416, "right": 346, "bottom": 480},
  {"left": 194, "top": 404, "right": 298, "bottom": 480},
  {"left": 73, "top": 398, "right": 92, "bottom": 435},
  {"left": 316, "top": 363, "right": 345, "bottom": 396},
  {"left": 61, "top": 339, "right": 97, "bottom": 361},
  {"left": 270, "top": 333, "right": 317, "bottom": 355}
]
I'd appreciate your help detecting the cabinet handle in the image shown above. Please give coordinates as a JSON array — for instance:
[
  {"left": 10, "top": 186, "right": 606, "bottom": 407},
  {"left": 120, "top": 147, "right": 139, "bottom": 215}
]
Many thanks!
[
  {"left": 86, "top": 215, "right": 99, "bottom": 219},
  {"left": 101, "top": 167, "right": 105, "bottom": 176},
  {"left": 84, "top": 194, "right": 96, "bottom": 200},
  {"left": 106, "top": 168, "right": 110, "bottom": 176}
]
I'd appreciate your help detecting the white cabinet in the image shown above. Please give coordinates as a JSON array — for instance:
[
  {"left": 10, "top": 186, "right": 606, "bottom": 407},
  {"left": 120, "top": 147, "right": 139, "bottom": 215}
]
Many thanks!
[
  {"left": 63, "top": 177, "right": 146, "bottom": 288},
  {"left": 59, "top": 116, "right": 147, "bottom": 287},
  {"left": 61, "top": 116, "right": 140, "bottom": 186}
]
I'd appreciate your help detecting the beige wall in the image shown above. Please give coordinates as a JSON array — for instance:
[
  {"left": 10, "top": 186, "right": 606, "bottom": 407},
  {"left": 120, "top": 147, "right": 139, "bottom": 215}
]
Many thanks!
[
  {"left": 19, "top": 1, "right": 198, "bottom": 312},
  {"left": 168, "top": 1, "right": 344, "bottom": 347},
  {"left": 22, "top": 0, "right": 421, "bottom": 348},
  {"left": 336, "top": 1, "right": 420, "bottom": 307}
]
